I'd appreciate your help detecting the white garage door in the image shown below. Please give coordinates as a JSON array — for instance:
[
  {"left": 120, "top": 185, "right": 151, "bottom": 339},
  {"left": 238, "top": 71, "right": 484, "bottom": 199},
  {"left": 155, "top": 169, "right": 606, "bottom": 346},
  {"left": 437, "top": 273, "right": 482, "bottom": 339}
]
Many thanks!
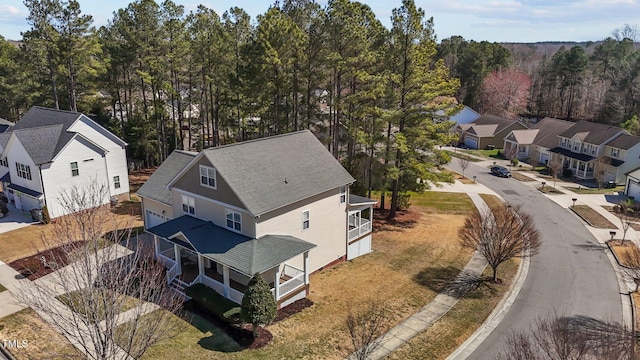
[
  {"left": 145, "top": 210, "right": 165, "bottom": 229},
  {"left": 628, "top": 180, "right": 640, "bottom": 199},
  {"left": 347, "top": 235, "right": 372, "bottom": 260},
  {"left": 464, "top": 136, "right": 478, "bottom": 149}
]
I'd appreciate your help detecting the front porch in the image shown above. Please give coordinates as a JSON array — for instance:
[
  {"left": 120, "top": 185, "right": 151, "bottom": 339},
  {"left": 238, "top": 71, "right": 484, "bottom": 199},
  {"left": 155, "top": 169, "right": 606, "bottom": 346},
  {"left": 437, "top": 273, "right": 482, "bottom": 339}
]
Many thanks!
[
  {"left": 150, "top": 215, "right": 315, "bottom": 308},
  {"left": 504, "top": 140, "right": 529, "bottom": 160}
]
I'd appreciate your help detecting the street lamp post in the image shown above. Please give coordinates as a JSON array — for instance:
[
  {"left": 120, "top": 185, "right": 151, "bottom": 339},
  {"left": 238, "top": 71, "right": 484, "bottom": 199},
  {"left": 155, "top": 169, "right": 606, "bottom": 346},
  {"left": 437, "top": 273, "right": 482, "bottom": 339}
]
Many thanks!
[
  {"left": 541, "top": 181, "right": 546, "bottom": 191},
  {"left": 473, "top": 175, "right": 477, "bottom": 184},
  {"left": 610, "top": 231, "right": 617, "bottom": 242},
  {"left": 572, "top": 198, "right": 577, "bottom": 208}
]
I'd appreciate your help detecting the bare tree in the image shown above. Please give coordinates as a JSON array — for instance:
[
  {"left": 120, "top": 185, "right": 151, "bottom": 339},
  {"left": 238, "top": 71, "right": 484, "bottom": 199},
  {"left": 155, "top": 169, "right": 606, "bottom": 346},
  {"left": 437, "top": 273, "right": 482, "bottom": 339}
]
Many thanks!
[
  {"left": 14, "top": 182, "right": 184, "bottom": 360},
  {"left": 458, "top": 156, "right": 470, "bottom": 179},
  {"left": 497, "top": 313, "right": 635, "bottom": 360},
  {"left": 346, "top": 301, "right": 388, "bottom": 360},
  {"left": 614, "top": 202, "right": 634, "bottom": 243},
  {"left": 459, "top": 204, "right": 541, "bottom": 282},
  {"left": 548, "top": 156, "right": 563, "bottom": 190}
]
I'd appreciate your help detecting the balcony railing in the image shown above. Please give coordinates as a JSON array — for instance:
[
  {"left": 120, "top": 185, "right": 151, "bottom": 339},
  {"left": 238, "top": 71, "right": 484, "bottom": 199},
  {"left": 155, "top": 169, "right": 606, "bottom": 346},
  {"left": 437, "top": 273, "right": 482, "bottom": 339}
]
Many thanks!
[
  {"left": 348, "top": 219, "right": 372, "bottom": 240},
  {"left": 278, "top": 264, "right": 305, "bottom": 298}
]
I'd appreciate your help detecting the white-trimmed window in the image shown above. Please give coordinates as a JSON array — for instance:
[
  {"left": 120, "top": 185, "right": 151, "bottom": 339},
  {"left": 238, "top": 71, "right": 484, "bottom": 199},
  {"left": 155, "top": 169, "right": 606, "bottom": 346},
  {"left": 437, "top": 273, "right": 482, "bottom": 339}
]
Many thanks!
[
  {"left": 611, "top": 148, "right": 620, "bottom": 158},
  {"left": 302, "top": 210, "right": 310, "bottom": 230},
  {"left": 70, "top": 162, "right": 79, "bottom": 176},
  {"left": 200, "top": 165, "right": 216, "bottom": 189},
  {"left": 225, "top": 210, "right": 241, "bottom": 232},
  {"left": 182, "top": 195, "right": 195, "bottom": 215},
  {"left": 114, "top": 176, "right": 121, "bottom": 189},
  {"left": 340, "top": 186, "right": 346, "bottom": 204},
  {"left": 0, "top": 157, "right": 7, "bottom": 167},
  {"left": 15, "top": 162, "right": 31, "bottom": 180}
]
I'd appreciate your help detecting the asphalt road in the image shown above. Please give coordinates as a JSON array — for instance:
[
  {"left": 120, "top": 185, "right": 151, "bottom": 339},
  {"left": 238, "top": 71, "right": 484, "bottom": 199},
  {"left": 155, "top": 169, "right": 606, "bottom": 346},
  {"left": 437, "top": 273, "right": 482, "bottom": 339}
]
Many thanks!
[{"left": 447, "top": 161, "right": 623, "bottom": 359}]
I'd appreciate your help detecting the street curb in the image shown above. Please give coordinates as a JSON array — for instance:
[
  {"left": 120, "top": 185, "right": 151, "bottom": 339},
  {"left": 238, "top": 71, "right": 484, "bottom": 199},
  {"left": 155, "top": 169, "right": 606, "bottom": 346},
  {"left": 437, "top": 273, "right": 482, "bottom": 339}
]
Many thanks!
[
  {"left": 0, "top": 345, "right": 17, "bottom": 360},
  {"left": 606, "top": 241, "right": 637, "bottom": 334}
]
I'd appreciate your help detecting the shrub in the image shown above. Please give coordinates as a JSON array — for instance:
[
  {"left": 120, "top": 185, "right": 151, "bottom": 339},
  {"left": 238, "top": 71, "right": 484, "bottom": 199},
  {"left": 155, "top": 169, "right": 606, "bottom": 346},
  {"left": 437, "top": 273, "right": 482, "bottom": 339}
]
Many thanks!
[
  {"left": 562, "top": 168, "right": 572, "bottom": 178},
  {"left": 398, "top": 192, "right": 411, "bottom": 210},
  {"left": 42, "top": 205, "right": 51, "bottom": 224},
  {"left": 185, "top": 283, "right": 241, "bottom": 324},
  {"left": 510, "top": 158, "right": 519, "bottom": 167},
  {"left": 241, "top": 273, "right": 277, "bottom": 337}
]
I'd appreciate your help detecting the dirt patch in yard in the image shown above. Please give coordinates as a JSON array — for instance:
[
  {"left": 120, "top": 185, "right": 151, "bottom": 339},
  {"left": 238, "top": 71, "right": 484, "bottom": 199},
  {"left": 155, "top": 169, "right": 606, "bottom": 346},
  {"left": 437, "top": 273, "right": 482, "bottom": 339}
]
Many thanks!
[
  {"left": 571, "top": 205, "right": 617, "bottom": 229},
  {"left": 511, "top": 171, "right": 535, "bottom": 182},
  {"left": 8, "top": 241, "right": 86, "bottom": 280}
]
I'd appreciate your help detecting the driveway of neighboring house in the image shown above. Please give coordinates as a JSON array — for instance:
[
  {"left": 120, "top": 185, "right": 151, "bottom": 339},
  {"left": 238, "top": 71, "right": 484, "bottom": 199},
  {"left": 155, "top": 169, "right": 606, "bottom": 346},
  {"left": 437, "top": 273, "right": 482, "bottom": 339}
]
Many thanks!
[{"left": 0, "top": 203, "right": 36, "bottom": 234}]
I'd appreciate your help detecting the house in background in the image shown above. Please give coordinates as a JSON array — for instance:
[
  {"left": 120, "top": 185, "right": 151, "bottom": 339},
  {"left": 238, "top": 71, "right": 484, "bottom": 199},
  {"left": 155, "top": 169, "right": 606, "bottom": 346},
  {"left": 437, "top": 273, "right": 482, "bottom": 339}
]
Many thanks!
[
  {"left": 455, "top": 114, "right": 527, "bottom": 149},
  {"left": 600, "top": 134, "right": 640, "bottom": 184},
  {"left": 503, "top": 117, "right": 574, "bottom": 163},
  {"left": 0, "top": 107, "right": 130, "bottom": 217},
  {"left": 137, "top": 130, "right": 375, "bottom": 308},
  {"left": 548, "top": 121, "right": 628, "bottom": 181},
  {"left": 436, "top": 105, "right": 480, "bottom": 125},
  {"left": 0, "top": 118, "right": 14, "bottom": 133}
]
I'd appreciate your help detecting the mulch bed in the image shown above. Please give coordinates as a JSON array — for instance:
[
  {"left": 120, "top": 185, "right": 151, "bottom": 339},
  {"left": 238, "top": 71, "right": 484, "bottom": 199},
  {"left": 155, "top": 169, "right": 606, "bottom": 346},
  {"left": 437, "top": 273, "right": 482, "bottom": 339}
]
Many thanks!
[
  {"left": 373, "top": 207, "right": 421, "bottom": 231},
  {"left": 8, "top": 242, "right": 86, "bottom": 280},
  {"left": 183, "top": 297, "right": 313, "bottom": 350}
]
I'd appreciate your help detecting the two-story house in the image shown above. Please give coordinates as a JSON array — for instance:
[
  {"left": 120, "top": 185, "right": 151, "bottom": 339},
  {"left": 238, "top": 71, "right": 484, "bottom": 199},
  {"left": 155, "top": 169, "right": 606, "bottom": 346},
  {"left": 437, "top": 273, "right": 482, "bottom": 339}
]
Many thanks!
[
  {"left": 137, "top": 130, "right": 375, "bottom": 308},
  {"left": 548, "top": 121, "right": 628, "bottom": 180},
  {"left": 502, "top": 117, "right": 575, "bottom": 163},
  {"left": 0, "top": 107, "right": 130, "bottom": 218}
]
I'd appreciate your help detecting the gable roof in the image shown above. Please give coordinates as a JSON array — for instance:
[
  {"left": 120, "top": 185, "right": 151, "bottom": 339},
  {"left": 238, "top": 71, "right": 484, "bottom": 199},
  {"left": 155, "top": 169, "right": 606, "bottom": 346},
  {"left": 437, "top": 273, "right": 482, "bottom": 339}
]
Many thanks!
[
  {"left": 137, "top": 150, "right": 197, "bottom": 205},
  {"left": 530, "top": 117, "right": 575, "bottom": 149},
  {"left": 467, "top": 124, "right": 499, "bottom": 137},
  {"left": 606, "top": 134, "right": 640, "bottom": 150},
  {"left": 148, "top": 215, "right": 316, "bottom": 275},
  {"left": 558, "top": 120, "right": 626, "bottom": 145},
  {"left": 0, "top": 107, "right": 121, "bottom": 164},
  {"left": 508, "top": 129, "right": 539, "bottom": 145},
  {"left": 473, "top": 115, "right": 521, "bottom": 133},
  {"left": 191, "top": 130, "right": 355, "bottom": 216}
]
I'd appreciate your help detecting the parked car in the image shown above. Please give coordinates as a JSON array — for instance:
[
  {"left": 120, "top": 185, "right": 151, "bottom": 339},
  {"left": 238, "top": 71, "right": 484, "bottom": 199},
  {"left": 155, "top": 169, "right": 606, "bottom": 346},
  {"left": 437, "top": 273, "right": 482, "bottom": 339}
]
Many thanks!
[{"left": 490, "top": 166, "right": 511, "bottom": 178}]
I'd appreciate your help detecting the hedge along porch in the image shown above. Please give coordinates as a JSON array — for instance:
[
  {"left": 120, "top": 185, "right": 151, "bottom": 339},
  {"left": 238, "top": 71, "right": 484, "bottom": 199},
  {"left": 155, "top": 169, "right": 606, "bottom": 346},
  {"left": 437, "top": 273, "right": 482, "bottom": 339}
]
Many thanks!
[{"left": 148, "top": 215, "right": 316, "bottom": 308}]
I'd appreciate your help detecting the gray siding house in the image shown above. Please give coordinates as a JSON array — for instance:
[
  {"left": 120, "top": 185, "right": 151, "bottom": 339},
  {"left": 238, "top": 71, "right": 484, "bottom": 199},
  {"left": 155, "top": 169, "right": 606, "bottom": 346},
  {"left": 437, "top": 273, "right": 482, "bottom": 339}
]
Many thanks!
[{"left": 137, "top": 130, "right": 375, "bottom": 308}]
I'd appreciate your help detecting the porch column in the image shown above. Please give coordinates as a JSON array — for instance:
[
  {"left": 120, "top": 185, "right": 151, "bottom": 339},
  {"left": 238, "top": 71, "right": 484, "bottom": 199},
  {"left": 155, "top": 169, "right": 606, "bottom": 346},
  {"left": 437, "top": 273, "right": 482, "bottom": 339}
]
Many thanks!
[
  {"left": 174, "top": 244, "right": 182, "bottom": 275},
  {"left": 223, "top": 265, "right": 230, "bottom": 297},
  {"left": 303, "top": 252, "right": 309, "bottom": 285},
  {"left": 197, "top": 255, "right": 204, "bottom": 280},
  {"left": 274, "top": 266, "right": 280, "bottom": 301},
  {"left": 369, "top": 206, "right": 373, "bottom": 224},
  {"left": 153, "top": 236, "right": 159, "bottom": 258}
]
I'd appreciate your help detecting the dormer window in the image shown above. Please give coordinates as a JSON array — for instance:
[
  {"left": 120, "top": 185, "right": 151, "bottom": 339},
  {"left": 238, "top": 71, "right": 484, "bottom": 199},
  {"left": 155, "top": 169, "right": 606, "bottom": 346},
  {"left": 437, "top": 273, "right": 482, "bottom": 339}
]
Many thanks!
[{"left": 199, "top": 165, "right": 216, "bottom": 189}]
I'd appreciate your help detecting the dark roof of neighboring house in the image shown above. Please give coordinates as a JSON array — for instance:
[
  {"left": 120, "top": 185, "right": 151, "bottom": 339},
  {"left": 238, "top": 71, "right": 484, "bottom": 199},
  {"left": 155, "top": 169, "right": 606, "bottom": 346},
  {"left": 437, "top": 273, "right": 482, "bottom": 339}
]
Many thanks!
[
  {"left": 530, "top": 117, "right": 576, "bottom": 149},
  {"left": 349, "top": 194, "right": 377, "bottom": 206},
  {"left": 148, "top": 215, "right": 316, "bottom": 275},
  {"left": 0, "top": 172, "right": 10, "bottom": 182},
  {"left": 558, "top": 120, "right": 626, "bottom": 145},
  {"left": 7, "top": 183, "right": 43, "bottom": 198},
  {"left": 0, "top": 107, "right": 120, "bottom": 165},
  {"left": 464, "top": 114, "right": 525, "bottom": 138},
  {"left": 198, "top": 130, "right": 355, "bottom": 216},
  {"left": 137, "top": 150, "right": 197, "bottom": 205},
  {"left": 0, "top": 118, "right": 14, "bottom": 133},
  {"left": 549, "top": 147, "right": 594, "bottom": 162},
  {"left": 606, "top": 134, "right": 640, "bottom": 150}
]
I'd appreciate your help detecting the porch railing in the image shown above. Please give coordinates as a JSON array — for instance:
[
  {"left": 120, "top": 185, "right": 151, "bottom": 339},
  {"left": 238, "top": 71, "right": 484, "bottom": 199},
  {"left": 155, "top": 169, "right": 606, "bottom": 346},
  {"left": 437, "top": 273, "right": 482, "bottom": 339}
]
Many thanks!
[
  {"left": 228, "top": 287, "right": 244, "bottom": 304},
  {"left": 348, "top": 219, "right": 372, "bottom": 240},
  {"left": 278, "top": 264, "right": 305, "bottom": 298},
  {"left": 159, "top": 247, "right": 175, "bottom": 260},
  {"left": 166, "top": 263, "right": 179, "bottom": 285},
  {"left": 199, "top": 274, "right": 244, "bottom": 304}
]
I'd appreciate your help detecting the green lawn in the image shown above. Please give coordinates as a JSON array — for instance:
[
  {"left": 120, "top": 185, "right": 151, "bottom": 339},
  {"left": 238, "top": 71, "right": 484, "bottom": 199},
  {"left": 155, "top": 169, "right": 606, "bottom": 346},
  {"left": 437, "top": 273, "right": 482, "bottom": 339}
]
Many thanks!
[
  {"left": 465, "top": 148, "right": 505, "bottom": 159},
  {"left": 118, "top": 309, "right": 243, "bottom": 358},
  {"left": 444, "top": 150, "right": 482, "bottom": 162},
  {"left": 371, "top": 191, "right": 475, "bottom": 216}
]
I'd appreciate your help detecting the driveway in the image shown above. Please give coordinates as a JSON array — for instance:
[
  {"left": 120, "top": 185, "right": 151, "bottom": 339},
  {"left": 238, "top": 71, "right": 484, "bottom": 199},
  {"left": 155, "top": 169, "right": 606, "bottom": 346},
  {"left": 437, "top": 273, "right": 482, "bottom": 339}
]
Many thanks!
[
  {"left": 0, "top": 203, "right": 37, "bottom": 234},
  {"left": 446, "top": 160, "right": 623, "bottom": 359}
]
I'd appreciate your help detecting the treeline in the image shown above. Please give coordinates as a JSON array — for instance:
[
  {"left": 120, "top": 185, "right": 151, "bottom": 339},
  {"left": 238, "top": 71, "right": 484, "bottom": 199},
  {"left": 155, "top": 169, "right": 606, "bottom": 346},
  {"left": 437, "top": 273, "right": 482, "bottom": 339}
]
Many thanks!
[{"left": 0, "top": 0, "right": 462, "bottom": 216}]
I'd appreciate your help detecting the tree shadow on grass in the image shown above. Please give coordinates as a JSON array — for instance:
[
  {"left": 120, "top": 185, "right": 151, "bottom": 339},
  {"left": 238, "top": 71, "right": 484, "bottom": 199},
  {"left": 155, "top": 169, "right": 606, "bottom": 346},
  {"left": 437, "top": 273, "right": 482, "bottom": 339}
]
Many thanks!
[{"left": 413, "top": 266, "right": 492, "bottom": 299}]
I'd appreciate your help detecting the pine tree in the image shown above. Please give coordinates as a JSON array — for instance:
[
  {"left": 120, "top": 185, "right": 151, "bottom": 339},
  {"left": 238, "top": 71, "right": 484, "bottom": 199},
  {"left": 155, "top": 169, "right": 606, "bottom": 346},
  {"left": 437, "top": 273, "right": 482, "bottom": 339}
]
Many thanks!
[{"left": 240, "top": 273, "right": 277, "bottom": 338}]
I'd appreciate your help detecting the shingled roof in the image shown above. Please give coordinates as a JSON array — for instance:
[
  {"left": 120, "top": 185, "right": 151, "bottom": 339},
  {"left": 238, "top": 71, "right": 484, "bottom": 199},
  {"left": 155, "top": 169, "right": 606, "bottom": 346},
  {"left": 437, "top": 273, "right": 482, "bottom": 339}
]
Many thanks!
[
  {"left": 558, "top": 121, "right": 626, "bottom": 145},
  {"left": 0, "top": 107, "right": 120, "bottom": 165},
  {"left": 147, "top": 215, "right": 316, "bottom": 275},
  {"left": 137, "top": 150, "right": 197, "bottom": 205},
  {"left": 606, "top": 134, "right": 640, "bottom": 150},
  {"left": 530, "top": 117, "right": 575, "bottom": 149},
  {"left": 196, "top": 130, "right": 355, "bottom": 216}
]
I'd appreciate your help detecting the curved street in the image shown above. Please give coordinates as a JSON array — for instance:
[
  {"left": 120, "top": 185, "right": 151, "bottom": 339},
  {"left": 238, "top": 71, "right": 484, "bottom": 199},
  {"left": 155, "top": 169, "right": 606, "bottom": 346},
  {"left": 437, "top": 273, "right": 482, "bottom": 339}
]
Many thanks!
[{"left": 446, "top": 160, "right": 623, "bottom": 359}]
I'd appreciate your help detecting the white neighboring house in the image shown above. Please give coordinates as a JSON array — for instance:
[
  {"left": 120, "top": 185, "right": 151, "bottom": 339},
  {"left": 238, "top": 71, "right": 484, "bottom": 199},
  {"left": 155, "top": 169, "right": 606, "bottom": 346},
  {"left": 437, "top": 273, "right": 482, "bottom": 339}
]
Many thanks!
[
  {"left": 0, "top": 106, "right": 130, "bottom": 218},
  {"left": 137, "top": 130, "right": 375, "bottom": 308}
]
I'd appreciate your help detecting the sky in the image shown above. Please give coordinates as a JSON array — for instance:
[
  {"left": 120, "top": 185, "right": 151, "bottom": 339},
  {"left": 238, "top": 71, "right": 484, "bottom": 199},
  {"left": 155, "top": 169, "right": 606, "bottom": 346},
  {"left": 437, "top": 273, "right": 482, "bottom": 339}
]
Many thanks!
[{"left": 1, "top": 0, "right": 639, "bottom": 43}]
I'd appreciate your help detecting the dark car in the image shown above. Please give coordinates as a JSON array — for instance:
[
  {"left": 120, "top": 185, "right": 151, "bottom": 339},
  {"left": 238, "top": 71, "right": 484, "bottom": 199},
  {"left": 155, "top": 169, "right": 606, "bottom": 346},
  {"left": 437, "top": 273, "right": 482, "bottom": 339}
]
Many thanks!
[{"left": 490, "top": 165, "right": 511, "bottom": 178}]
